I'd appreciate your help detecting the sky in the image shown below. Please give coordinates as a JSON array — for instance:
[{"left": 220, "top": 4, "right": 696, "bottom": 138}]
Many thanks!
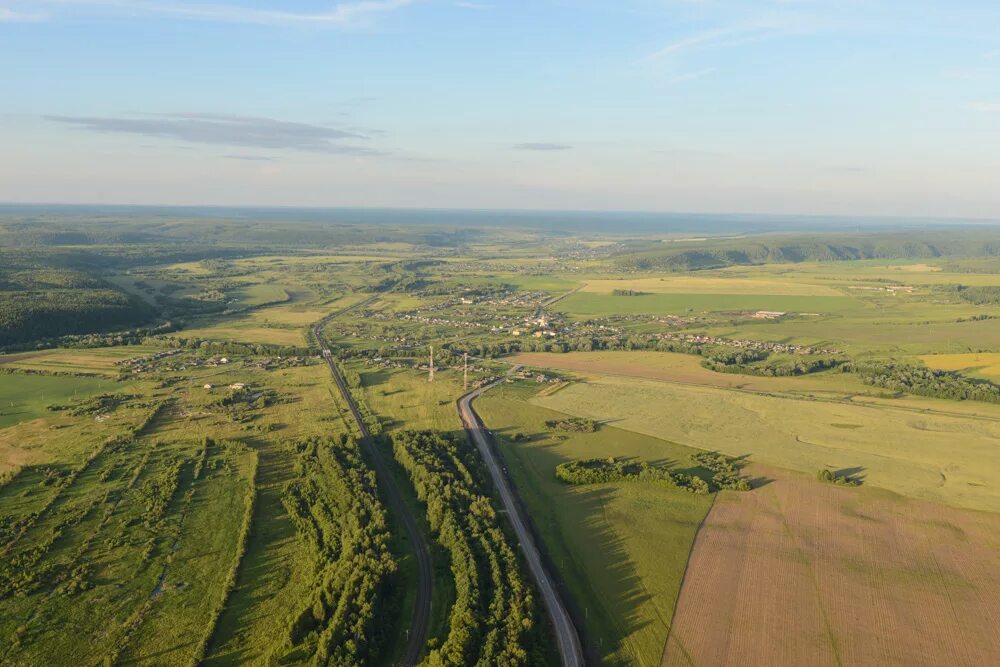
[{"left": 1, "top": 0, "right": 999, "bottom": 218}]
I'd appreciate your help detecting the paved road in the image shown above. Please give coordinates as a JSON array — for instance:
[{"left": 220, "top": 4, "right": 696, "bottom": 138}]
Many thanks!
[
  {"left": 313, "top": 307, "right": 432, "bottom": 667},
  {"left": 457, "top": 377, "right": 585, "bottom": 667}
]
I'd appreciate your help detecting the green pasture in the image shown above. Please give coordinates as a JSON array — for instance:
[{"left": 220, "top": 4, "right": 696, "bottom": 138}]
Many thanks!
[
  {"left": 0, "top": 373, "right": 122, "bottom": 429},
  {"left": 559, "top": 291, "right": 859, "bottom": 316},
  {"left": 532, "top": 375, "right": 1000, "bottom": 513},
  {"left": 476, "top": 385, "right": 714, "bottom": 666}
]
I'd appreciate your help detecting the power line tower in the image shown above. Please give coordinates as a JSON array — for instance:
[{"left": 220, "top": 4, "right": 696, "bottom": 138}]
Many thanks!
[
  {"left": 428, "top": 345, "right": 434, "bottom": 383},
  {"left": 463, "top": 352, "right": 469, "bottom": 391}
]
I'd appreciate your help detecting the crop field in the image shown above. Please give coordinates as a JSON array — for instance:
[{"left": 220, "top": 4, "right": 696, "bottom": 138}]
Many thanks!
[
  {"left": 559, "top": 291, "right": 859, "bottom": 316},
  {"left": 476, "top": 385, "right": 714, "bottom": 666},
  {"left": 579, "top": 277, "right": 844, "bottom": 296},
  {"left": 920, "top": 352, "right": 1000, "bottom": 378},
  {"left": 532, "top": 376, "right": 1000, "bottom": 512},
  {"left": 663, "top": 467, "right": 1000, "bottom": 666}
]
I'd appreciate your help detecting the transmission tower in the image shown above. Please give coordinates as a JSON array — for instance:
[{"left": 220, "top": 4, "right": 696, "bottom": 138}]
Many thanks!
[
  {"left": 429, "top": 345, "right": 434, "bottom": 383},
  {"left": 463, "top": 352, "right": 469, "bottom": 391}
]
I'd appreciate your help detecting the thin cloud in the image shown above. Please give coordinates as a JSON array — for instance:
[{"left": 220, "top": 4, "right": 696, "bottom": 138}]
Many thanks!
[
  {"left": 222, "top": 154, "right": 276, "bottom": 161},
  {"left": 46, "top": 112, "right": 382, "bottom": 155},
  {"left": 514, "top": 143, "right": 573, "bottom": 151},
  {"left": 455, "top": 1, "right": 493, "bottom": 9},
  {"left": 0, "top": 7, "right": 47, "bottom": 21},
  {"left": 645, "top": 24, "right": 780, "bottom": 62},
  {"left": 969, "top": 101, "right": 1000, "bottom": 112},
  {"left": 26, "top": 0, "right": 413, "bottom": 26}
]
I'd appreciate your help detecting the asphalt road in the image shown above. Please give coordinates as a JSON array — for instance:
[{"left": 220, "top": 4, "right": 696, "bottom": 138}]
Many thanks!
[
  {"left": 457, "top": 378, "right": 585, "bottom": 667},
  {"left": 313, "top": 310, "right": 432, "bottom": 667}
]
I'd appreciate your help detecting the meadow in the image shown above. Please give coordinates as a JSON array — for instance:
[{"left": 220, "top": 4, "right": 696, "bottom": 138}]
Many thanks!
[
  {"left": 559, "top": 291, "right": 858, "bottom": 316},
  {"left": 476, "top": 384, "right": 714, "bottom": 666},
  {"left": 531, "top": 375, "right": 1000, "bottom": 512},
  {"left": 0, "top": 373, "right": 125, "bottom": 430}
]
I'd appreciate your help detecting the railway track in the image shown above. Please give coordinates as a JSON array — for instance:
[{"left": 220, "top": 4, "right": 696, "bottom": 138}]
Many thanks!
[{"left": 312, "top": 302, "right": 432, "bottom": 667}]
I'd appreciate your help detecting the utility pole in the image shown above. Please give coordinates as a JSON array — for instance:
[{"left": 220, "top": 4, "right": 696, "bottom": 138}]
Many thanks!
[
  {"left": 463, "top": 352, "right": 468, "bottom": 391},
  {"left": 429, "top": 345, "right": 434, "bottom": 383}
]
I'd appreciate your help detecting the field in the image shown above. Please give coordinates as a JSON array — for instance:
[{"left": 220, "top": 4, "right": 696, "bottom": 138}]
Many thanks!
[
  {"left": 663, "top": 466, "right": 1000, "bottom": 666},
  {"left": 531, "top": 375, "right": 1000, "bottom": 512},
  {"left": 579, "top": 277, "right": 844, "bottom": 296},
  {"left": 0, "top": 373, "right": 125, "bottom": 430},
  {"left": 509, "top": 351, "right": 870, "bottom": 395},
  {"left": 0, "top": 346, "right": 162, "bottom": 377},
  {"left": 921, "top": 352, "right": 1000, "bottom": 379},
  {"left": 559, "top": 292, "right": 858, "bottom": 316},
  {"left": 476, "top": 385, "right": 714, "bottom": 666}
]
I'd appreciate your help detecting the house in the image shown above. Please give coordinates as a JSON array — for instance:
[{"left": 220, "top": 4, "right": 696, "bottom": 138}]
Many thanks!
[
  {"left": 229, "top": 383, "right": 247, "bottom": 390},
  {"left": 203, "top": 384, "right": 214, "bottom": 390}
]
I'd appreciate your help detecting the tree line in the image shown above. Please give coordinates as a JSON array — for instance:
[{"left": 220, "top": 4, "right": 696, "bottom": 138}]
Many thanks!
[
  {"left": 391, "top": 430, "right": 535, "bottom": 666},
  {"left": 845, "top": 361, "right": 1000, "bottom": 403},
  {"left": 276, "top": 435, "right": 396, "bottom": 666}
]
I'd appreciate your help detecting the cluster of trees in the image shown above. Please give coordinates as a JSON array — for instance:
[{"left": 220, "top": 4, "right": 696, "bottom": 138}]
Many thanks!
[
  {"left": 544, "top": 417, "right": 598, "bottom": 433},
  {"left": 392, "top": 430, "right": 534, "bottom": 666},
  {"left": 691, "top": 452, "right": 752, "bottom": 491},
  {"left": 611, "top": 288, "right": 643, "bottom": 296},
  {"left": 703, "top": 352, "right": 843, "bottom": 377},
  {"left": 938, "top": 284, "right": 1000, "bottom": 305},
  {"left": 160, "top": 336, "right": 311, "bottom": 358},
  {"left": 556, "top": 453, "right": 751, "bottom": 493},
  {"left": 47, "top": 393, "right": 137, "bottom": 416},
  {"left": 817, "top": 469, "right": 862, "bottom": 486},
  {"left": 846, "top": 361, "right": 1000, "bottom": 403},
  {"left": 277, "top": 435, "right": 396, "bottom": 666}
]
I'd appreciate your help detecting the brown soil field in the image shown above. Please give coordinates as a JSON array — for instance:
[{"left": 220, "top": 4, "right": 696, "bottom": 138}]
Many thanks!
[{"left": 663, "top": 467, "right": 1000, "bottom": 667}]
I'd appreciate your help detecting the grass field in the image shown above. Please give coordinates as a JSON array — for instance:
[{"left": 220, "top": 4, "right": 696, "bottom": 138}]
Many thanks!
[
  {"left": 476, "top": 385, "right": 714, "bottom": 666},
  {"left": 580, "top": 277, "right": 844, "bottom": 296},
  {"left": 0, "top": 346, "right": 162, "bottom": 377},
  {"left": 357, "top": 365, "right": 464, "bottom": 433},
  {"left": 0, "top": 373, "right": 125, "bottom": 429},
  {"left": 531, "top": 375, "right": 1000, "bottom": 513},
  {"left": 920, "top": 352, "right": 1000, "bottom": 378},
  {"left": 664, "top": 466, "right": 1000, "bottom": 667},
  {"left": 559, "top": 292, "right": 859, "bottom": 316},
  {"left": 509, "top": 351, "right": 871, "bottom": 396}
]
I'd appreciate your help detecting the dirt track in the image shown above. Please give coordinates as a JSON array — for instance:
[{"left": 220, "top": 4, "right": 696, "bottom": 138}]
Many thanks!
[{"left": 663, "top": 467, "right": 1000, "bottom": 667}]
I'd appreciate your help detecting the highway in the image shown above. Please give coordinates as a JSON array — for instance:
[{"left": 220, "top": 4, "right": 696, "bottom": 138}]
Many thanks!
[
  {"left": 312, "top": 306, "right": 432, "bottom": 667},
  {"left": 457, "top": 377, "right": 585, "bottom": 667}
]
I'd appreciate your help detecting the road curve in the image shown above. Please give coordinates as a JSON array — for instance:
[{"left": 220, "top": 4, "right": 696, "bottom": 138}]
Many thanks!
[
  {"left": 312, "top": 306, "right": 433, "bottom": 667},
  {"left": 457, "top": 379, "right": 585, "bottom": 667}
]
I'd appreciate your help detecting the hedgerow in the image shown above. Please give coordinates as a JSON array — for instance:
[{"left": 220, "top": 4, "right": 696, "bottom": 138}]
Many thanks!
[{"left": 392, "top": 430, "right": 534, "bottom": 666}]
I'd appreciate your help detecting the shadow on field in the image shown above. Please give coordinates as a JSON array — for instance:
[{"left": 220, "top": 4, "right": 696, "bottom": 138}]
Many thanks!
[{"left": 478, "top": 425, "right": 654, "bottom": 664}]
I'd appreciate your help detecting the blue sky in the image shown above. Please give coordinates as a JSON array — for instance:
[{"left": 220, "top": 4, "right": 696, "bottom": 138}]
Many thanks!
[{"left": 2, "top": 0, "right": 999, "bottom": 217}]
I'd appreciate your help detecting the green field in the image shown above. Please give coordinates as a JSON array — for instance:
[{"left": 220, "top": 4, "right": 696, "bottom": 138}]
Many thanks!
[
  {"left": 531, "top": 375, "right": 1000, "bottom": 512},
  {"left": 476, "top": 384, "right": 714, "bottom": 666},
  {"left": 0, "top": 373, "right": 123, "bottom": 429},
  {"left": 559, "top": 291, "right": 859, "bottom": 316}
]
